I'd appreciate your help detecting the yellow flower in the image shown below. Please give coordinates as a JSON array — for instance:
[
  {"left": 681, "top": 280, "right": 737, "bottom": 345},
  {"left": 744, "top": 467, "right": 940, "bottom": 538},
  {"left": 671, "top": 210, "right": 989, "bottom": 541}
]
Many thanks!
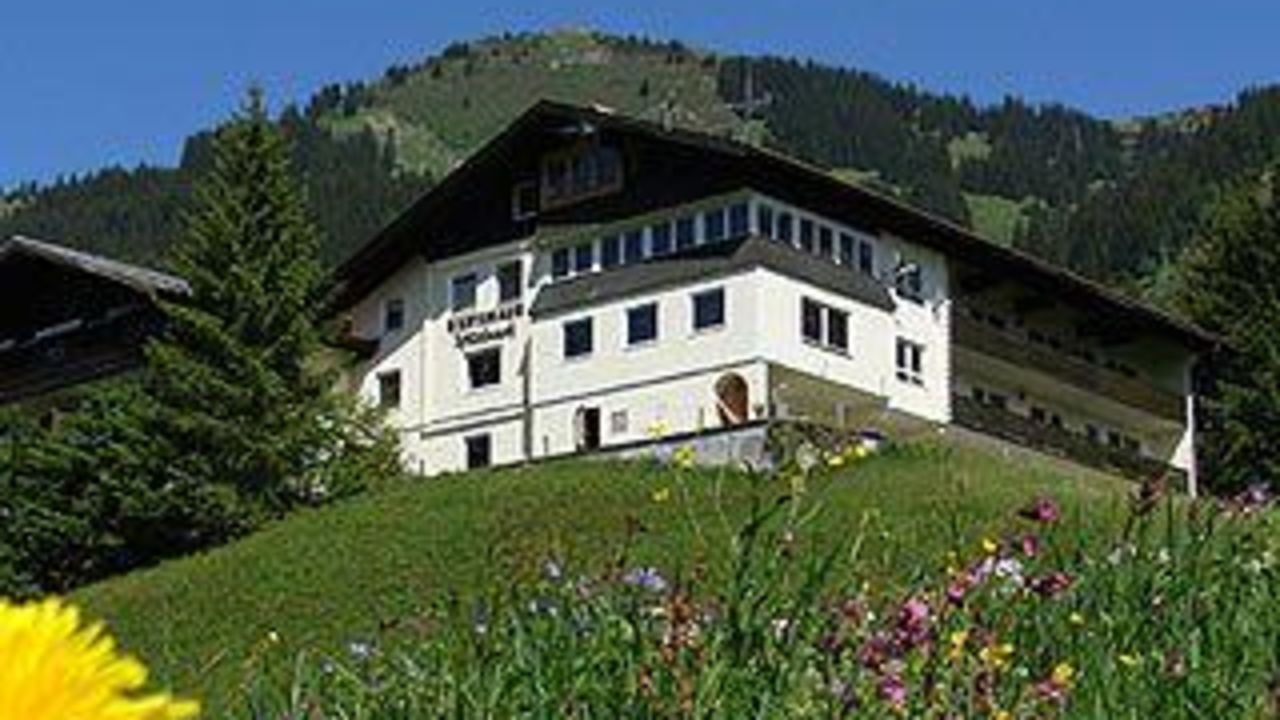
[
  {"left": 266, "top": 630, "right": 281, "bottom": 645},
  {"left": 947, "top": 629, "right": 969, "bottom": 661},
  {"left": 826, "top": 453, "right": 846, "bottom": 468},
  {"left": 0, "top": 597, "right": 199, "bottom": 720},
  {"left": 993, "top": 710, "right": 1012, "bottom": 720},
  {"left": 1051, "top": 661, "right": 1076, "bottom": 687},
  {"left": 981, "top": 537, "right": 1000, "bottom": 555},
  {"left": 979, "top": 642, "right": 1015, "bottom": 670},
  {"left": 671, "top": 445, "right": 696, "bottom": 469},
  {"left": 1068, "top": 611, "right": 1086, "bottom": 627},
  {"left": 651, "top": 487, "right": 671, "bottom": 504},
  {"left": 1117, "top": 652, "right": 1141, "bottom": 668},
  {"left": 853, "top": 445, "right": 870, "bottom": 459}
]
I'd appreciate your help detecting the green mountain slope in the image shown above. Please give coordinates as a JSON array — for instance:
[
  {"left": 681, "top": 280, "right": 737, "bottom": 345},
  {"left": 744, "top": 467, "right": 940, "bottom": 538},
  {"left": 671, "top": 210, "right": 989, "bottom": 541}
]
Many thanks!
[{"left": 75, "top": 442, "right": 1130, "bottom": 715}]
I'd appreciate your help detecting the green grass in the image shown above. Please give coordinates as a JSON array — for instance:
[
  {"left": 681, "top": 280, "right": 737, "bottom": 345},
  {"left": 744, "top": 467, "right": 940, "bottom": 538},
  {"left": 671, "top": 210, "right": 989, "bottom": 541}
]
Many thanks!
[{"left": 75, "top": 440, "right": 1130, "bottom": 713}]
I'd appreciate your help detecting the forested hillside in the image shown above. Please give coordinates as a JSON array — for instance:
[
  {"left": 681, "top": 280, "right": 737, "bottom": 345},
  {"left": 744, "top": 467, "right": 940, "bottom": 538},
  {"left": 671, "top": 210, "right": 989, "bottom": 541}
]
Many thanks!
[{"left": 3, "top": 28, "right": 1279, "bottom": 296}]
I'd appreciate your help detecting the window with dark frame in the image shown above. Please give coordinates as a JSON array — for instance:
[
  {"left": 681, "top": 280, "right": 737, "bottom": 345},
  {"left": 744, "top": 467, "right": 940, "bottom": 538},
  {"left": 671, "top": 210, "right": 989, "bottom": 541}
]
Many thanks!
[
  {"left": 827, "top": 308, "right": 849, "bottom": 351},
  {"left": 800, "top": 297, "right": 849, "bottom": 353},
  {"left": 777, "top": 212, "right": 794, "bottom": 243},
  {"left": 552, "top": 248, "right": 570, "bottom": 279},
  {"left": 623, "top": 229, "right": 645, "bottom": 263},
  {"left": 818, "top": 226, "right": 834, "bottom": 258},
  {"left": 757, "top": 204, "right": 775, "bottom": 238},
  {"left": 798, "top": 218, "right": 815, "bottom": 252},
  {"left": 627, "top": 303, "right": 658, "bottom": 345},
  {"left": 467, "top": 347, "right": 501, "bottom": 388},
  {"left": 384, "top": 298, "right": 405, "bottom": 334},
  {"left": 497, "top": 261, "right": 523, "bottom": 303},
  {"left": 704, "top": 207, "right": 726, "bottom": 242},
  {"left": 676, "top": 216, "right": 697, "bottom": 250},
  {"left": 858, "top": 240, "right": 875, "bottom": 275},
  {"left": 601, "top": 235, "right": 621, "bottom": 269},
  {"left": 573, "top": 243, "right": 594, "bottom": 273},
  {"left": 563, "top": 317, "right": 594, "bottom": 359},
  {"left": 511, "top": 180, "right": 539, "bottom": 221},
  {"left": 801, "top": 298, "right": 823, "bottom": 344},
  {"left": 377, "top": 370, "right": 401, "bottom": 409},
  {"left": 838, "top": 233, "right": 855, "bottom": 267},
  {"left": 895, "top": 338, "right": 924, "bottom": 386},
  {"left": 465, "top": 434, "right": 492, "bottom": 469},
  {"left": 692, "top": 288, "right": 726, "bottom": 331},
  {"left": 451, "top": 273, "right": 478, "bottom": 311},
  {"left": 729, "top": 202, "right": 750, "bottom": 237},
  {"left": 651, "top": 222, "right": 673, "bottom": 255}
]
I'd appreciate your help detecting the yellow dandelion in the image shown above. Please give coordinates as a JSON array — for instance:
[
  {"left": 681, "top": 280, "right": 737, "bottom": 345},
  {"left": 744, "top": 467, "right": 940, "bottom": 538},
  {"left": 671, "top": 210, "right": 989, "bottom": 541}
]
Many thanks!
[
  {"left": 826, "top": 453, "right": 846, "bottom": 468},
  {"left": 947, "top": 629, "right": 969, "bottom": 661},
  {"left": 672, "top": 445, "right": 696, "bottom": 469},
  {"left": 981, "top": 537, "right": 1000, "bottom": 555},
  {"left": 266, "top": 629, "right": 281, "bottom": 645},
  {"left": 0, "top": 597, "right": 199, "bottom": 720},
  {"left": 1051, "top": 661, "right": 1076, "bottom": 687},
  {"left": 651, "top": 487, "right": 672, "bottom": 504},
  {"left": 993, "top": 710, "right": 1012, "bottom": 720},
  {"left": 1117, "top": 652, "right": 1141, "bottom": 668},
  {"left": 853, "top": 444, "right": 870, "bottom": 459},
  {"left": 979, "top": 642, "right": 1015, "bottom": 670},
  {"left": 1068, "top": 611, "right": 1086, "bottom": 627}
]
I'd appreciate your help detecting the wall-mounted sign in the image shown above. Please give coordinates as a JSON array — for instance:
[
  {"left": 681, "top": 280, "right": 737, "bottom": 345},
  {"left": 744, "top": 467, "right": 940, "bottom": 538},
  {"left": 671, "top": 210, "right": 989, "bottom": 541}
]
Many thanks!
[{"left": 448, "top": 303, "right": 524, "bottom": 350}]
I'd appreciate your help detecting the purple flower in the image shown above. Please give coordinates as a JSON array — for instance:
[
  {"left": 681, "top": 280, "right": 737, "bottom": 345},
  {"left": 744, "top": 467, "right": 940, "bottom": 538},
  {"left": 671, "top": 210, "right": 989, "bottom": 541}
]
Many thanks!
[
  {"left": 622, "top": 567, "right": 669, "bottom": 593},
  {"left": 1020, "top": 533, "right": 1040, "bottom": 558},
  {"left": 878, "top": 672, "right": 907, "bottom": 709},
  {"left": 1019, "top": 497, "right": 1061, "bottom": 524},
  {"left": 1030, "top": 572, "right": 1075, "bottom": 598},
  {"left": 894, "top": 597, "right": 932, "bottom": 649}
]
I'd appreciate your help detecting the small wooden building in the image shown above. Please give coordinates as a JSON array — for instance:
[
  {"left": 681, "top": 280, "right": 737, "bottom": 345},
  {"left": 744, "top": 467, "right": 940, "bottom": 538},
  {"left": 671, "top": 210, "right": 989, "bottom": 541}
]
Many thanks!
[{"left": 0, "top": 236, "right": 190, "bottom": 404}]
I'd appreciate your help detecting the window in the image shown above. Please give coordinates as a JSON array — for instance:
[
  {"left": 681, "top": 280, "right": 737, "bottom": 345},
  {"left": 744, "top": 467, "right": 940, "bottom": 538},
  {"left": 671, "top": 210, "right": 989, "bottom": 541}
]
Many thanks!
[
  {"left": 692, "top": 288, "right": 726, "bottom": 331},
  {"left": 801, "top": 298, "right": 823, "bottom": 344},
  {"left": 704, "top": 207, "right": 726, "bottom": 243},
  {"left": 801, "top": 297, "right": 849, "bottom": 352},
  {"left": 623, "top": 230, "right": 645, "bottom": 264},
  {"left": 651, "top": 222, "right": 673, "bottom": 256},
  {"left": 601, "top": 235, "right": 621, "bottom": 269},
  {"left": 827, "top": 308, "right": 849, "bottom": 351},
  {"left": 896, "top": 338, "right": 924, "bottom": 386},
  {"left": 1085, "top": 424, "right": 1101, "bottom": 443},
  {"left": 798, "top": 218, "right": 815, "bottom": 252},
  {"left": 838, "top": 233, "right": 856, "bottom": 267},
  {"left": 384, "top": 298, "right": 405, "bottom": 334},
  {"left": 377, "top": 370, "right": 401, "bottom": 409},
  {"left": 467, "top": 348, "right": 501, "bottom": 388},
  {"left": 541, "top": 145, "right": 623, "bottom": 209},
  {"left": 676, "top": 216, "right": 697, "bottom": 250},
  {"left": 858, "top": 240, "right": 875, "bottom": 275},
  {"left": 777, "top": 212, "right": 795, "bottom": 243},
  {"left": 818, "top": 226, "right": 834, "bottom": 258},
  {"left": 465, "top": 434, "right": 492, "bottom": 469},
  {"left": 552, "top": 248, "right": 570, "bottom": 279},
  {"left": 573, "top": 243, "right": 594, "bottom": 273},
  {"left": 497, "top": 261, "right": 522, "bottom": 303},
  {"left": 511, "top": 180, "right": 538, "bottom": 221},
  {"left": 1031, "top": 406, "right": 1048, "bottom": 425},
  {"left": 610, "top": 410, "right": 629, "bottom": 435},
  {"left": 895, "top": 262, "right": 924, "bottom": 302},
  {"left": 627, "top": 303, "right": 658, "bottom": 345},
  {"left": 729, "top": 202, "right": 750, "bottom": 237},
  {"left": 451, "top": 273, "right": 478, "bottom": 311},
  {"left": 563, "top": 317, "right": 594, "bottom": 359},
  {"left": 757, "top": 204, "right": 775, "bottom": 238}
]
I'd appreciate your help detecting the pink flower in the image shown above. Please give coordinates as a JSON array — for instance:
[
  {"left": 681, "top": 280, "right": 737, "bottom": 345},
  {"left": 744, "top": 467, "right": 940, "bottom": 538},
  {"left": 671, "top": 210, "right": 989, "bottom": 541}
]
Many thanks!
[
  {"left": 945, "top": 578, "right": 969, "bottom": 606},
  {"left": 1019, "top": 497, "right": 1061, "bottom": 524},
  {"left": 894, "top": 597, "right": 932, "bottom": 649},
  {"left": 1030, "top": 572, "right": 1075, "bottom": 598},
  {"left": 1020, "top": 533, "right": 1040, "bottom": 558},
  {"left": 878, "top": 673, "right": 907, "bottom": 709}
]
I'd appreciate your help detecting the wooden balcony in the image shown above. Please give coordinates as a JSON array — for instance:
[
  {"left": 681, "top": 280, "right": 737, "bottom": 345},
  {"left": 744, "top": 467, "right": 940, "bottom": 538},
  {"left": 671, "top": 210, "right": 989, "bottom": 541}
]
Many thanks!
[
  {"left": 952, "top": 395, "right": 1184, "bottom": 484},
  {"left": 952, "top": 312, "right": 1184, "bottom": 422}
]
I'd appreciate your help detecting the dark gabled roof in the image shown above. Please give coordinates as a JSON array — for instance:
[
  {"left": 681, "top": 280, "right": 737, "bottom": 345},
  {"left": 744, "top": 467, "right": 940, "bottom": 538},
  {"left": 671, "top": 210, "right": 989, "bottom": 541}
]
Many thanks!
[
  {"left": 0, "top": 235, "right": 190, "bottom": 298},
  {"left": 531, "top": 235, "right": 895, "bottom": 318},
  {"left": 331, "top": 99, "right": 1219, "bottom": 350}
]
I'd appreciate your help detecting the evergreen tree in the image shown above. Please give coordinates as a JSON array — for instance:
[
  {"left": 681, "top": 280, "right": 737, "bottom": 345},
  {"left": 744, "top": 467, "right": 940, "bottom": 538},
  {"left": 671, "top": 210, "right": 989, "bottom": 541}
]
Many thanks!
[{"left": 1174, "top": 169, "right": 1280, "bottom": 491}]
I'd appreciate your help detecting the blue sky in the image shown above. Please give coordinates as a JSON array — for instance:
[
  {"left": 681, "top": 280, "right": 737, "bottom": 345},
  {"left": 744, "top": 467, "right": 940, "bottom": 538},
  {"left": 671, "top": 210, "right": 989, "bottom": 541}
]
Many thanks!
[{"left": 3, "top": 1, "right": 1278, "bottom": 189}]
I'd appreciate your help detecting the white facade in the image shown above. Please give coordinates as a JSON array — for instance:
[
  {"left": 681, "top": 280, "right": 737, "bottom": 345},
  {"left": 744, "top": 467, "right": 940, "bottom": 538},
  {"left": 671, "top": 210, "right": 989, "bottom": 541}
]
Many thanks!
[{"left": 345, "top": 187, "right": 1199, "bottom": 486}]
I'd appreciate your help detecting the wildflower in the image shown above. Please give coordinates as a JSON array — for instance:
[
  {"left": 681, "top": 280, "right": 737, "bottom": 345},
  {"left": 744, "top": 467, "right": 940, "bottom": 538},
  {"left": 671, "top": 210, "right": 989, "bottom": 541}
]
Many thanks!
[
  {"left": 980, "top": 642, "right": 1015, "bottom": 671},
  {"left": 0, "top": 597, "right": 199, "bottom": 720},
  {"left": 1117, "top": 652, "right": 1141, "bottom": 668},
  {"left": 651, "top": 486, "right": 672, "bottom": 504},
  {"left": 947, "top": 629, "right": 969, "bottom": 661},
  {"left": 981, "top": 537, "right": 1000, "bottom": 555},
  {"left": 877, "top": 672, "right": 907, "bottom": 710},
  {"left": 945, "top": 577, "right": 969, "bottom": 606},
  {"left": 543, "top": 559, "right": 564, "bottom": 582},
  {"left": 347, "top": 640, "right": 374, "bottom": 661},
  {"left": 672, "top": 445, "right": 696, "bottom": 469},
  {"left": 826, "top": 452, "right": 846, "bottom": 468},
  {"left": 1052, "top": 661, "right": 1076, "bottom": 686},
  {"left": 623, "top": 567, "right": 669, "bottom": 594},
  {"left": 1030, "top": 572, "right": 1074, "bottom": 598},
  {"left": 1020, "top": 533, "right": 1040, "bottom": 558},
  {"left": 852, "top": 444, "right": 871, "bottom": 459},
  {"left": 993, "top": 710, "right": 1012, "bottom": 720},
  {"left": 1068, "top": 611, "right": 1086, "bottom": 627},
  {"left": 894, "top": 597, "right": 932, "bottom": 649},
  {"left": 993, "top": 557, "right": 1025, "bottom": 588},
  {"left": 266, "top": 630, "right": 281, "bottom": 645},
  {"left": 1018, "top": 496, "right": 1061, "bottom": 524}
]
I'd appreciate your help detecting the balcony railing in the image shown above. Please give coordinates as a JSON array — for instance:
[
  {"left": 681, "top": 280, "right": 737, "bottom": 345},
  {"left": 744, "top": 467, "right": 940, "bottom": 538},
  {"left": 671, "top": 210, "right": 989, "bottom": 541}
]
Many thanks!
[
  {"left": 952, "top": 395, "right": 1184, "bottom": 484},
  {"left": 952, "top": 312, "right": 1184, "bottom": 422}
]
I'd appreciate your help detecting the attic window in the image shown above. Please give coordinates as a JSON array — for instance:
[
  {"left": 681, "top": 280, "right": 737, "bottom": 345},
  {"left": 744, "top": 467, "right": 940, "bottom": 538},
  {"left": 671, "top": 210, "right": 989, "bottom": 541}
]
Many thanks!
[
  {"left": 511, "top": 180, "right": 539, "bottom": 221},
  {"left": 540, "top": 143, "right": 623, "bottom": 210}
]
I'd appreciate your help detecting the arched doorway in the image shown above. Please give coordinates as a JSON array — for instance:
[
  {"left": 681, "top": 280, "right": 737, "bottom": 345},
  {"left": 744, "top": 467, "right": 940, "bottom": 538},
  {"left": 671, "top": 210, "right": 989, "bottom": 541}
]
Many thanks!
[{"left": 715, "top": 373, "right": 750, "bottom": 426}]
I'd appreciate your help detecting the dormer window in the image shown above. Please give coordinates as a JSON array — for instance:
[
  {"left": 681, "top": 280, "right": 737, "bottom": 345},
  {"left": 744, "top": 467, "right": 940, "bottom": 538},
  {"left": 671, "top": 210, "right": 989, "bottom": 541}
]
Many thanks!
[{"left": 540, "top": 143, "right": 623, "bottom": 210}]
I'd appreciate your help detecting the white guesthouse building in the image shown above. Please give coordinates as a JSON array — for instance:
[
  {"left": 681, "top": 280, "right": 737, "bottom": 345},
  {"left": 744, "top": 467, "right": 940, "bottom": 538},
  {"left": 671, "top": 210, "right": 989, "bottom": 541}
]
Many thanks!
[{"left": 330, "top": 102, "right": 1216, "bottom": 491}]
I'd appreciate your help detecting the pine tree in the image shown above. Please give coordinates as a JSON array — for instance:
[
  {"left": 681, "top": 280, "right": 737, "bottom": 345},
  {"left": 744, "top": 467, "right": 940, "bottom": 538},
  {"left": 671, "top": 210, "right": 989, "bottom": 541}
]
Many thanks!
[
  {"left": 1175, "top": 169, "right": 1280, "bottom": 491},
  {"left": 146, "top": 89, "right": 387, "bottom": 515}
]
